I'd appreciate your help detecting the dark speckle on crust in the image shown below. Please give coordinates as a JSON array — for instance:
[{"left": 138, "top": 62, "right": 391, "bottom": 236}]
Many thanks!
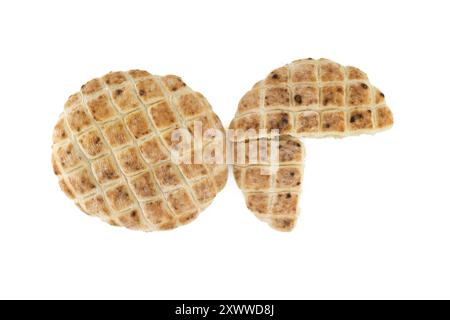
[
  {"left": 277, "top": 115, "right": 290, "bottom": 131},
  {"left": 139, "top": 90, "right": 145, "bottom": 96},
  {"left": 105, "top": 170, "right": 115, "bottom": 179},
  {"left": 272, "top": 73, "right": 279, "bottom": 80},
  {"left": 350, "top": 114, "right": 363, "bottom": 123},
  {"left": 361, "top": 83, "right": 369, "bottom": 89},
  {"left": 286, "top": 193, "right": 292, "bottom": 199},
  {"left": 294, "top": 94, "right": 302, "bottom": 104},
  {"left": 115, "top": 89, "right": 123, "bottom": 96}
]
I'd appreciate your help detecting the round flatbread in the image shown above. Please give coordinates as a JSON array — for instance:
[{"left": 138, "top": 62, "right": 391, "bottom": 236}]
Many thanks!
[{"left": 52, "top": 70, "right": 228, "bottom": 231}]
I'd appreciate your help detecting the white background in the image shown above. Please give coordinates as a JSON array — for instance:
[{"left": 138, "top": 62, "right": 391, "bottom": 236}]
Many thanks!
[{"left": 0, "top": 0, "right": 449, "bottom": 300}]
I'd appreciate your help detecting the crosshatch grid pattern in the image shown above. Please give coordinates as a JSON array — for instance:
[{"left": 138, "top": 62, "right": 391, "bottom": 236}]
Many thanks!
[
  {"left": 230, "top": 58, "right": 394, "bottom": 231},
  {"left": 230, "top": 58, "right": 394, "bottom": 138},
  {"left": 232, "top": 136, "right": 305, "bottom": 231},
  {"left": 52, "top": 70, "right": 228, "bottom": 232}
]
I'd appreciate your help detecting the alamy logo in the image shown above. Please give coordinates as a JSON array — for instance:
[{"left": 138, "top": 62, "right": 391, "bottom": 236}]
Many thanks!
[{"left": 169, "top": 121, "right": 280, "bottom": 174}]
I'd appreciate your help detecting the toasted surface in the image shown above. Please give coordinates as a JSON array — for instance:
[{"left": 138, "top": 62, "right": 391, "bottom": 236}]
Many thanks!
[
  {"left": 230, "top": 58, "right": 393, "bottom": 231},
  {"left": 52, "top": 70, "right": 227, "bottom": 231},
  {"left": 230, "top": 58, "right": 393, "bottom": 138},
  {"left": 233, "top": 136, "right": 305, "bottom": 232}
]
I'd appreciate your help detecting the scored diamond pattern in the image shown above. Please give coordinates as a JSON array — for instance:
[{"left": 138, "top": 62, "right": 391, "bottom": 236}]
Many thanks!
[
  {"left": 52, "top": 70, "right": 228, "bottom": 231},
  {"left": 230, "top": 58, "right": 394, "bottom": 231}
]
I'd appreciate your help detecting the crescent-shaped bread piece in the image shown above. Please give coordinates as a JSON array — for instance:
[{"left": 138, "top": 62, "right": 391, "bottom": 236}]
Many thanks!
[
  {"left": 52, "top": 70, "right": 228, "bottom": 231},
  {"left": 230, "top": 58, "right": 394, "bottom": 231},
  {"left": 230, "top": 58, "right": 393, "bottom": 138}
]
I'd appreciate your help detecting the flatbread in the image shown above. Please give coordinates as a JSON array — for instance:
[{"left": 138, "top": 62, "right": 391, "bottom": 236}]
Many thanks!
[
  {"left": 52, "top": 70, "right": 227, "bottom": 231},
  {"left": 230, "top": 58, "right": 393, "bottom": 231}
]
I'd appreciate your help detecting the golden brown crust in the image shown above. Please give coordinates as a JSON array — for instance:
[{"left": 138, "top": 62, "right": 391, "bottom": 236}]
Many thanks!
[
  {"left": 115, "top": 147, "right": 146, "bottom": 175},
  {"left": 270, "top": 217, "right": 296, "bottom": 232},
  {"left": 293, "top": 86, "right": 319, "bottom": 108},
  {"left": 135, "top": 78, "right": 164, "bottom": 104},
  {"left": 78, "top": 130, "right": 107, "bottom": 158},
  {"left": 349, "top": 109, "right": 373, "bottom": 131},
  {"left": 321, "top": 85, "right": 345, "bottom": 108},
  {"left": 52, "top": 70, "right": 228, "bottom": 232},
  {"left": 102, "top": 120, "right": 131, "bottom": 148},
  {"left": 246, "top": 193, "right": 270, "bottom": 215},
  {"left": 278, "top": 137, "right": 303, "bottom": 163},
  {"left": 376, "top": 106, "right": 394, "bottom": 129},
  {"left": 154, "top": 163, "right": 183, "bottom": 190},
  {"left": 105, "top": 184, "right": 134, "bottom": 211},
  {"left": 139, "top": 138, "right": 169, "bottom": 165},
  {"left": 346, "top": 66, "right": 368, "bottom": 80},
  {"left": 59, "top": 179, "right": 75, "bottom": 199},
  {"left": 266, "top": 112, "right": 293, "bottom": 134},
  {"left": 128, "top": 70, "right": 151, "bottom": 79},
  {"left": 175, "top": 93, "right": 208, "bottom": 119},
  {"left": 167, "top": 189, "right": 197, "bottom": 215},
  {"left": 243, "top": 167, "right": 271, "bottom": 191},
  {"left": 68, "top": 168, "right": 96, "bottom": 196},
  {"left": 92, "top": 156, "right": 120, "bottom": 185},
  {"left": 296, "top": 111, "right": 320, "bottom": 134},
  {"left": 143, "top": 199, "right": 174, "bottom": 226},
  {"left": 56, "top": 143, "right": 81, "bottom": 171},
  {"left": 84, "top": 195, "right": 110, "bottom": 218},
  {"left": 320, "top": 60, "right": 345, "bottom": 82},
  {"left": 150, "top": 101, "right": 177, "bottom": 129},
  {"left": 292, "top": 62, "right": 317, "bottom": 83},
  {"left": 275, "top": 167, "right": 302, "bottom": 189},
  {"left": 81, "top": 79, "right": 102, "bottom": 96},
  {"left": 231, "top": 58, "right": 393, "bottom": 139},
  {"left": 237, "top": 89, "right": 260, "bottom": 114},
  {"left": 111, "top": 85, "right": 142, "bottom": 113},
  {"left": 86, "top": 94, "right": 116, "bottom": 122},
  {"left": 66, "top": 106, "right": 92, "bottom": 133},
  {"left": 321, "top": 111, "right": 346, "bottom": 133},
  {"left": 192, "top": 179, "right": 216, "bottom": 204},
  {"left": 161, "top": 75, "right": 186, "bottom": 92},
  {"left": 232, "top": 136, "right": 304, "bottom": 232},
  {"left": 230, "top": 114, "right": 261, "bottom": 132},
  {"left": 231, "top": 58, "right": 393, "bottom": 232},
  {"left": 117, "top": 209, "right": 144, "bottom": 230},
  {"left": 125, "top": 111, "right": 152, "bottom": 139},
  {"left": 266, "top": 67, "right": 289, "bottom": 85},
  {"left": 129, "top": 172, "right": 158, "bottom": 200},
  {"left": 103, "top": 72, "right": 127, "bottom": 86},
  {"left": 53, "top": 118, "right": 68, "bottom": 144},
  {"left": 272, "top": 193, "right": 298, "bottom": 215},
  {"left": 264, "top": 87, "right": 291, "bottom": 108}
]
